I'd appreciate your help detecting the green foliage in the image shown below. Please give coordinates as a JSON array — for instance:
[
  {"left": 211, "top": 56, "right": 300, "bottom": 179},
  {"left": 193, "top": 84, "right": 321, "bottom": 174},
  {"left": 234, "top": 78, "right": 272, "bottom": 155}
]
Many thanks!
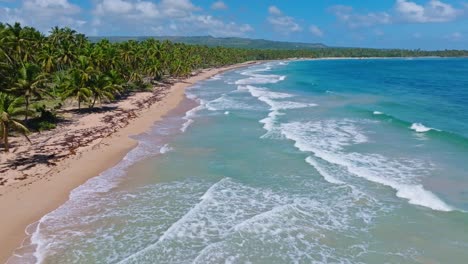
[
  {"left": 26, "top": 104, "right": 58, "bottom": 132},
  {"left": 89, "top": 36, "right": 328, "bottom": 50},
  {"left": 35, "top": 104, "right": 57, "bottom": 121},
  {"left": 0, "top": 92, "right": 30, "bottom": 151},
  {"left": 36, "top": 120, "right": 56, "bottom": 131}
]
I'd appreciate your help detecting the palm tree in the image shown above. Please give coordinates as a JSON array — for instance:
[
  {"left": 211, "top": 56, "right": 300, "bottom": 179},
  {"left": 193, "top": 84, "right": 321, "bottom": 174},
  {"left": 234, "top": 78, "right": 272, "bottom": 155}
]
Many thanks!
[
  {"left": 0, "top": 24, "right": 14, "bottom": 65},
  {"left": 61, "top": 55, "right": 115, "bottom": 109},
  {"left": 61, "top": 69, "right": 92, "bottom": 109},
  {"left": 89, "top": 74, "right": 121, "bottom": 108},
  {"left": 2, "top": 23, "right": 42, "bottom": 64},
  {"left": 11, "top": 63, "right": 48, "bottom": 120},
  {"left": 38, "top": 43, "right": 56, "bottom": 73},
  {"left": 56, "top": 42, "right": 77, "bottom": 70},
  {"left": 0, "top": 92, "right": 30, "bottom": 152}
]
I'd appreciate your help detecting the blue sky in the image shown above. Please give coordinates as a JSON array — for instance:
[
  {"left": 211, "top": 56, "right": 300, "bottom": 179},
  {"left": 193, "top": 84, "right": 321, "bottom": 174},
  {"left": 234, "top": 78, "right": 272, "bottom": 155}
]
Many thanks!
[{"left": 1, "top": 0, "right": 467, "bottom": 50}]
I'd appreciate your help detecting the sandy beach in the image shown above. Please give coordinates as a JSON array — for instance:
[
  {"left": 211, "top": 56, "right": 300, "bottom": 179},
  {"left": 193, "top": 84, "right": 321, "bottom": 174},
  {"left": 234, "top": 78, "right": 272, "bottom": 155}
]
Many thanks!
[{"left": 0, "top": 61, "right": 257, "bottom": 263}]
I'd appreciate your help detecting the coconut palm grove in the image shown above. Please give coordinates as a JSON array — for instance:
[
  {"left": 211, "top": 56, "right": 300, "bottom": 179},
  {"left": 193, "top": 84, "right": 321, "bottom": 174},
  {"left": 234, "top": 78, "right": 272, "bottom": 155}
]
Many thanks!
[{"left": 1, "top": 22, "right": 468, "bottom": 151}]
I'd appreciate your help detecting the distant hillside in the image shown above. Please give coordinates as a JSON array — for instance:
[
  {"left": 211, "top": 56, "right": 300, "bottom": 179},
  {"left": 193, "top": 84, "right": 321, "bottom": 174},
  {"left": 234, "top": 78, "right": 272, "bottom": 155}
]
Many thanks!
[{"left": 88, "top": 36, "right": 327, "bottom": 50}]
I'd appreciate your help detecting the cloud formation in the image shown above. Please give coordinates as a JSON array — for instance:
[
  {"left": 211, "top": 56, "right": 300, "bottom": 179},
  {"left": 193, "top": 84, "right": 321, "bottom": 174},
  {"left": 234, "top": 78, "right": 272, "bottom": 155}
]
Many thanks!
[
  {"left": 0, "top": 0, "right": 85, "bottom": 32},
  {"left": 329, "top": 5, "right": 391, "bottom": 28},
  {"left": 309, "top": 25, "right": 323, "bottom": 37},
  {"left": 0, "top": 0, "right": 252, "bottom": 37},
  {"left": 395, "top": 0, "right": 462, "bottom": 23},
  {"left": 268, "top": 6, "right": 282, "bottom": 16},
  {"left": 211, "top": 1, "right": 227, "bottom": 10},
  {"left": 330, "top": 0, "right": 465, "bottom": 28},
  {"left": 267, "top": 5, "right": 302, "bottom": 34},
  {"left": 92, "top": 0, "right": 252, "bottom": 36}
]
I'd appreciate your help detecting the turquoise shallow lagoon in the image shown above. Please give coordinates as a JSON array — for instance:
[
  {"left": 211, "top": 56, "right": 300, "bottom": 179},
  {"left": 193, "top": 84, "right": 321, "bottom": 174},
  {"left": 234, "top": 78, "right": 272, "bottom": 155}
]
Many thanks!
[{"left": 13, "top": 59, "right": 468, "bottom": 263}]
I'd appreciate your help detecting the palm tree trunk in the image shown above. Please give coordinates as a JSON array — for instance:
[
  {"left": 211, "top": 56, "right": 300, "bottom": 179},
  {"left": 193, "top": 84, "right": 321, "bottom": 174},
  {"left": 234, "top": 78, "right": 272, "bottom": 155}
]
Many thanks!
[
  {"left": 91, "top": 95, "right": 97, "bottom": 108},
  {"left": 78, "top": 98, "right": 81, "bottom": 110},
  {"left": 25, "top": 97, "right": 29, "bottom": 121},
  {"left": 3, "top": 123, "right": 9, "bottom": 152}
]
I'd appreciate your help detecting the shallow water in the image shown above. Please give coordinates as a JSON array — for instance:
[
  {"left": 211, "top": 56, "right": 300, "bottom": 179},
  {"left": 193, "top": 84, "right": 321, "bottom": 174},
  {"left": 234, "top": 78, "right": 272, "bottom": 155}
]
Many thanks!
[{"left": 11, "top": 58, "right": 468, "bottom": 263}]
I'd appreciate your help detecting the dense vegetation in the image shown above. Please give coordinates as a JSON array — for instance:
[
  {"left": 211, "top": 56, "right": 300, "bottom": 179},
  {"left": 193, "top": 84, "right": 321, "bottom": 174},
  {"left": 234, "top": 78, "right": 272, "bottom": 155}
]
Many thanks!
[
  {"left": 89, "top": 36, "right": 328, "bottom": 49},
  {"left": 1, "top": 22, "right": 468, "bottom": 151}
]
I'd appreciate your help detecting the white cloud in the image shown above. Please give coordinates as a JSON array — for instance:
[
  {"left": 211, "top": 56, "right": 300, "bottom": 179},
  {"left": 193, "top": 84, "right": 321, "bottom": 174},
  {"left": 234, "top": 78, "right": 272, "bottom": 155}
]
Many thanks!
[
  {"left": 395, "top": 0, "right": 462, "bottom": 22},
  {"left": 0, "top": 0, "right": 253, "bottom": 37},
  {"left": 0, "top": 0, "right": 84, "bottom": 32},
  {"left": 0, "top": 7, "right": 24, "bottom": 25},
  {"left": 329, "top": 5, "right": 391, "bottom": 28},
  {"left": 309, "top": 25, "right": 323, "bottom": 37},
  {"left": 330, "top": 0, "right": 465, "bottom": 28},
  {"left": 134, "top": 1, "right": 159, "bottom": 18},
  {"left": 211, "top": 1, "right": 227, "bottom": 10},
  {"left": 91, "top": 0, "right": 252, "bottom": 37},
  {"left": 93, "top": 0, "right": 198, "bottom": 19},
  {"left": 267, "top": 6, "right": 302, "bottom": 34},
  {"left": 181, "top": 15, "right": 253, "bottom": 36},
  {"left": 160, "top": 0, "right": 198, "bottom": 17},
  {"left": 24, "top": 0, "right": 80, "bottom": 12},
  {"left": 95, "top": 0, "right": 133, "bottom": 15},
  {"left": 268, "top": 6, "right": 282, "bottom": 15}
]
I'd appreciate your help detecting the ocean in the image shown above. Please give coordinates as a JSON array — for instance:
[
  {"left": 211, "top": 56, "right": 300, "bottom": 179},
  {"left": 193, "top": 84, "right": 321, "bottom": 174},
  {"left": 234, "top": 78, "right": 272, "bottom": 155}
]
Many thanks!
[{"left": 11, "top": 58, "right": 468, "bottom": 263}]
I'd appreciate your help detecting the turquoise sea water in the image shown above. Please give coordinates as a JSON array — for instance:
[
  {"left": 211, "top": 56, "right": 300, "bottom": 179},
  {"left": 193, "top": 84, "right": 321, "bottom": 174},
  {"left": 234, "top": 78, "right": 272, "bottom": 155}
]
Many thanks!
[{"left": 10, "top": 58, "right": 468, "bottom": 263}]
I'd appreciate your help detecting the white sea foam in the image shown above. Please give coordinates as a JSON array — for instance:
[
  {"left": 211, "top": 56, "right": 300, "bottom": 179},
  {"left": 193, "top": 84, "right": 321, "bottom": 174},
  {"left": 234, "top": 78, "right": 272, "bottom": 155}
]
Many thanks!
[
  {"left": 305, "top": 157, "right": 344, "bottom": 185},
  {"left": 209, "top": 75, "right": 222, "bottom": 80},
  {"left": 28, "top": 137, "right": 177, "bottom": 263},
  {"left": 238, "top": 85, "right": 316, "bottom": 137},
  {"left": 115, "top": 178, "right": 382, "bottom": 263},
  {"left": 180, "top": 119, "right": 194, "bottom": 133},
  {"left": 281, "top": 119, "right": 453, "bottom": 212},
  {"left": 160, "top": 144, "right": 173, "bottom": 154},
  {"left": 205, "top": 94, "right": 260, "bottom": 112},
  {"left": 410, "top": 123, "right": 434, "bottom": 133},
  {"left": 238, "top": 85, "right": 293, "bottom": 100},
  {"left": 235, "top": 64, "right": 286, "bottom": 85},
  {"left": 180, "top": 104, "right": 205, "bottom": 132},
  {"left": 234, "top": 75, "right": 286, "bottom": 85},
  {"left": 23, "top": 114, "right": 388, "bottom": 263},
  {"left": 234, "top": 63, "right": 317, "bottom": 139},
  {"left": 27, "top": 179, "right": 211, "bottom": 264},
  {"left": 373, "top": 111, "right": 383, "bottom": 115}
]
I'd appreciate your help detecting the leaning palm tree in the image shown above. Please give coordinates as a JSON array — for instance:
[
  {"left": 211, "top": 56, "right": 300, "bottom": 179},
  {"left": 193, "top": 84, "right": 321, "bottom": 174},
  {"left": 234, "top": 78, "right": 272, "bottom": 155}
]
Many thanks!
[{"left": 0, "top": 92, "right": 30, "bottom": 152}]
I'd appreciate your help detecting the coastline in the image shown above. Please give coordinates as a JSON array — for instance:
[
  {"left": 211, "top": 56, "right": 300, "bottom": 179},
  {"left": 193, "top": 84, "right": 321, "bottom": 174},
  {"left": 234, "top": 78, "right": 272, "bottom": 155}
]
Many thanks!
[
  {"left": 0, "top": 61, "right": 257, "bottom": 263},
  {"left": 293, "top": 56, "right": 464, "bottom": 61}
]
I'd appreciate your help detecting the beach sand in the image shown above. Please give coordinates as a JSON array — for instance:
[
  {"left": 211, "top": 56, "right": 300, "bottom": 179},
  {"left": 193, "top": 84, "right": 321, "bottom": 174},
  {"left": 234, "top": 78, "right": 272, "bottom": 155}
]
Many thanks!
[{"left": 0, "top": 61, "right": 257, "bottom": 263}]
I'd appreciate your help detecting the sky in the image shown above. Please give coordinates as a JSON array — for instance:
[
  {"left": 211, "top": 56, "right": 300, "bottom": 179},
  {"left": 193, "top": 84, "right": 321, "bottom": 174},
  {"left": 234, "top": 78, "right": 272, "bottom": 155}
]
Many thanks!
[{"left": 0, "top": 0, "right": 467, "bottom": 50}]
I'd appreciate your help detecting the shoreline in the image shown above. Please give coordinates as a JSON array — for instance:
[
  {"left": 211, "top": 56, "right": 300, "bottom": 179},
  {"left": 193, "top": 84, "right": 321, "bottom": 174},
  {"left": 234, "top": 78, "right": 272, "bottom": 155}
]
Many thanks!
[
  {"left": 0, "top": 61, "right": 257, "bottom": 263},
  {"left": 294, "top": 56, "right": 468, "bottom": 61}
]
